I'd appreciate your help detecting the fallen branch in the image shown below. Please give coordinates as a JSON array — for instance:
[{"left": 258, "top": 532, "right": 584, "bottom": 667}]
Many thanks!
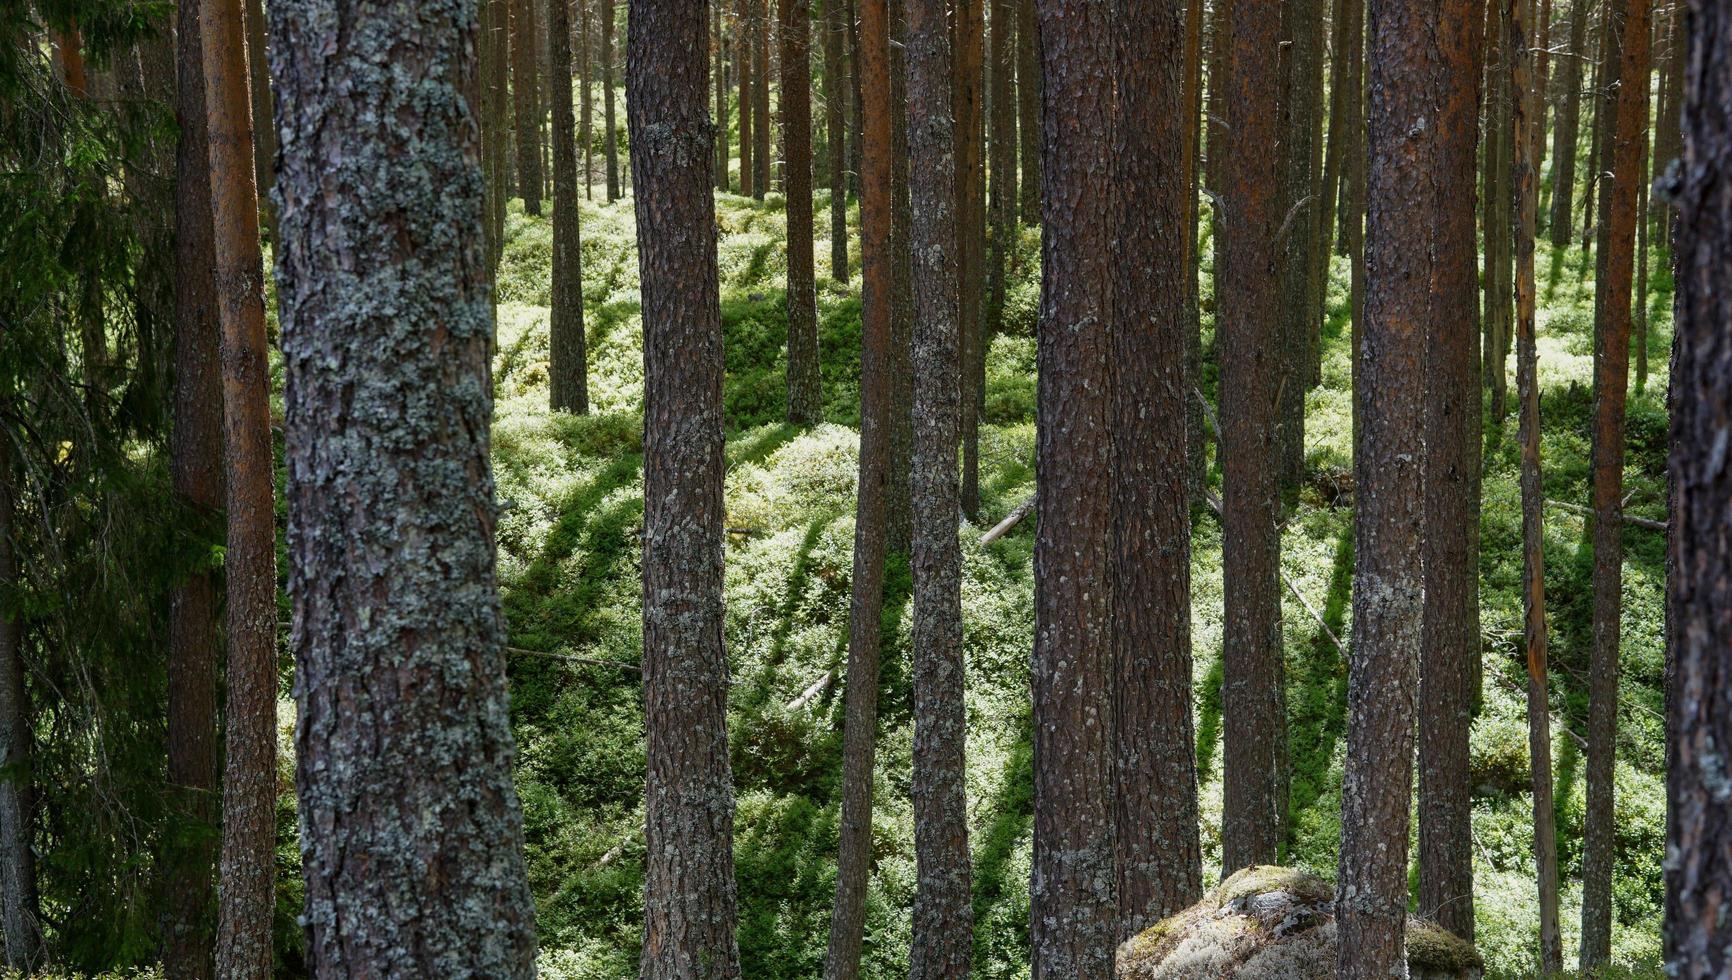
[
  {"left": 1544, "top": 498, "right": 1668, "bottom": 533},
  {"left": 507, "top": 646, "right": 641, "bottom": 672},
  {"left": 980, "top": 494, "right": 1038, "bottom": 545},
  {"left": 786, "top": 669, "right": 836, "bottom": 712}
]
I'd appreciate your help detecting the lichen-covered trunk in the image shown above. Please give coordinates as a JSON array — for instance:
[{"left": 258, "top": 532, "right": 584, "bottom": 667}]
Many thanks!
[
  {"left": 954, "top": 0, "right": 984, "bottom": 523},
  {"left": 782, "top": 0, "right": 822, "bottom": 425},
  {"left": 1015, "top": 0, "right": 1040, "bottom": 223},
  {"left": 1418, "top": 0, "right": 1486, "bottom": 944},
  {"left": 0, "top": 446, "right": 39, "bottom": 974},
  {"left": 904, "top": 5, "right": 973, "bottom": 975},
  {"left": 1580, "top": 0, "right": 1649, "bottom": 969},
  {"left": 603, "top": 0, "right": 621, "bottom": 200},
  {"left": 513, "top": 0, "right": 544, "bottom": 214},
  {"left": 739, "top": 0, "right": 755, "bottom": 196},
  {"left": 822, "top": 2, "right": 891, "bottom": 976},
  {"left": 1665, "top": 3, "right": 1732, "bottom": 970},
  {"left": 163, "top": 3, "right": 223, "bottom": 974},
  {"left": 1218, "top": 0, "right": 1287, "bottom": 877},
  {"left": 1275, "top": 0, "right": 1322, "bottom": 502},
  {"left": 624, "top": 2, "right": 745, "bottom": 975},
  {"left": 271, "top": 0, "right": 541, "bottom": 972},
  {"left": 198, "top": 0, "right": 278, "bottom": 972},
  {"left": 1337, "top": 0, "right": 1431, "bottom": 974},
  {"left": 1548, "top": 0, "right": 1590, "bottom": 245},
  {"left": 551, "top": 0, "right": 590, "bottom": 414},
  {"left": 824, "top": 0, "right": 849, "bottom": 280},
  {"left": 1111, "top": 0, "right": 1202, "bottom": 941},
  {"left": 1030, "top": 1, "right": 1116, "bottom": 975}
]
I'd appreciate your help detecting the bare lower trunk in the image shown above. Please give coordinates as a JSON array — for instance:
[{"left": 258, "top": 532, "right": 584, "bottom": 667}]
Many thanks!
[
  {"left": 825, "top": 0, "right": 849, "bottom": 280},
  {"left": 0, "top": 448, "right": 40, "bottom": 974},
  {"left": 954, "top": 0, "right": 984, "bottom": 523},
  {"left": 783, "top": 0, "right": 822, "bottom": 424}
]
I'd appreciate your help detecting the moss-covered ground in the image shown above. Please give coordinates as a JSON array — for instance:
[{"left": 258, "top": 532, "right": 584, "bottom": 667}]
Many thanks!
[{"left": 288, "top": 180, "right": 1669, "bottom": 979}]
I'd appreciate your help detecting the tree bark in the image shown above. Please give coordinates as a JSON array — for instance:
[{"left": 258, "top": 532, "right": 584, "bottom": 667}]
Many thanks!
[
  {"left": 1030, "top": 1, "right": 1116, "bottom": 975},
  {"left": 1183, "top": 0, "right": 1207, "bottom": 505},
  {"left": 513, "top": 0, "right": 544, "bottom": 214},
  {"left": 551, "top": 0, "right": 590, "bottom": 413},
  {"left": 1337, "top": 0, "right": 1432, "bottom": 974},
  {"left": 904, "top": 3, "right": 973, "bottom": 974},
  {"left": 986, "top": 0, "right": 1015, "bottom": 345},
  {"left": 1665, "top": 3, "right": 1732, "bottom": 969},
  {"left": 0, "top": 447, "right": 40, "bottom": 975},
  {"left": 603, "top": 0, "right": 621, "bottom": 200},
  {"left": 884, "top": 0, "right": 915, "bottom": 556},
  {"left": 1015, "top": 0, "right": 1040, "bottom": 224},
  {"left": 783, "top": 0, "right": 822, "bottom": 424},
  {"left": 1218, "top": 0, "right": 1287, "bottom": 876},
  {"left": 1112, "top": 0, "right": 1202, "bottom": 940},
  {"left": 624, "top": 1, "right": 744, "bottom": 974},
  {"left": 1418, "top": 0, "right": 1486, "bottom": 943},
  {"left": 1484, "top": 5, "right": 1514, "bottom": 420},
  {"left": 1549, "top": 0, "right": 1591, "bottom": 246},
  {"left": 1275, "top": 0, "right": 1323, "bottom": 501},
  {"left": 825, "top": 0, "right": 849, "bottom": 280},
  {"left": 1581, "top": 0, "right": 1650, "bottom": 968},
  {"left": 754, "top": 0, "right": 771, "bottom": 197},
  {"left": 242, "top": 0, "right": 275, "bottom": 244},
  {"left": 955, "top": 0, "right": 985, "bottom": 523},
  {"left": 717, "top": 1, "right": 731, "bottom": 189},
  {"left": 739, "top": 0, "right": 755, "bottom": 196},
  {"left": 821, "top": 2, "right": 891, "bottom": 976}
]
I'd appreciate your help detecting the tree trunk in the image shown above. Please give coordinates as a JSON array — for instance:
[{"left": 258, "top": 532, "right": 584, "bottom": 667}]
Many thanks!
[
  {"left": 848, "top": 0, "right": 864, "bottom": 200},
  {"left": 782, "top": 0, "right": 822, "bottom": 424},
  {"left": 1030, "top": 1, "right": 1116, "bottom": 975},
  {"left": 513, "top": 0, "right": 544, "bottom": 214},
  {"left": 717, "top": 1, "right": 731, "bottom": 188},
  {"left": 1484, "top": 5, "right": 1514, "bottom": 420},
  {"left": 270, "top": 0, "right": 543, "bottom": 969},
  {"left": 1581, "top": 0, "right": 1650, "bottom": 969},
  {"left": 955, "top": 0, "right": 984, "bottom": 523},
  {"left": 754, "top": 0, "right": 771, "bottom": 197},
  {"left": 1344, "top": 2, "right": 1365, "bottom": 447},
  {"left": 1510, "top": 0, "right": 1565, "bottom": 967},
  {"left": 1015, "top": 0, "right": 1040, "bottom": 223},
  {"left": 1112, "top": 0, "right": 1202, "bottom": 940},
  {"left": 1549, "top": 0, "right": 1590, "bottom": 245},
  {"left": 242, "top": 0, "right": 275, "bottom": 244},
  {"left": 739, "top": 0, "right": 755, "bottom": 196},
  {"left": 0, "top": 448, "right": 40, "bottom": 975},
  {"left": 1418, "top": 0, "right": 1486, "bottom": 944},
  {"left": 1337, "top": 0, "right": 1432, "bottom": 974},
  {"left": 1665, "top": 4, "right": 1732, "bottom": 969},
  {"left": 1218, "top": 0, "right": 1287, "bottom": 876},
  {"left": 551, "top": 0, "right": 590, "bottom": 413},
  {"left": 165, "top": 3, "right": 223, "bottom": 972},
  {"left": 624, "top": 1, "right": 744, "bottom": 973},
  {"left": 1183, "top": 0, "right": 1208, "bottom": 505},
  {"left": 884, "top": 0, "right": 914, "bottom": 556},
  {"left": 904, "top": 4, "right": 972, "bottom": 973},
  {"left": 986, "top": 0, "right": 1015, "bottom": 347},
  {"left": 1275, "top": 0, "right": 1322, "bottom": 502},
  {"left": 603, "top": 0, "right": 621, "bottom": 200},
  {"left": 200, "top": 0, "right": 279, "bottom": 974},
  {"left": 821, "top": 2, "right": 891, "bottom": 975},
  {"left": 825, "top": 0, "right": 849, "bottom": 279}
]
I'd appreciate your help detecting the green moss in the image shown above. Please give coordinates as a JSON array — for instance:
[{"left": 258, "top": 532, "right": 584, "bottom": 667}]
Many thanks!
[{"left": 1407, "top": 919, "right": 1485, "bottom": 972}]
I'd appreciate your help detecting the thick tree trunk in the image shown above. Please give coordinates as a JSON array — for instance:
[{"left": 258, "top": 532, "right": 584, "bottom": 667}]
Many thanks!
[
  {"left": 1337, "top": 0, "right": 1432, "bottom": 974},
  {"left": 1218, "top": 0, "right": 1287, "bottom": 876},
  {"left": 1417, "top": 0, "right": 1486, "bottom": 944},
  {"left": 1549, "top": 0, "right": 1590, "bottom": 245},
  {"left": 782, "top": 0, "right": 822, "bottom": 424},
  {"left": 0, "top": 448, "right": 39, "bottom": 974},
  {"left": 1112, "top": 0, "right": 1202, "bottom": 940},
  {"left": 904, "top": 4, "right": 972, "bottom": 974},
  {"left": 1665, "top": 4, "right": 1732, "bottom": 969},
  {"left": 1581, "top": 0, "right": 1650, "bottom": 969},
  {"left": 1030, "top": 1, "right": 1116, "bottom": 975},
  {"left": 624, "top": 1, "right": 744, "bottom": 973},
  {"left": 513, "top": 0, "right": 544, "bottom": 213},
  {"left": 954, "top": 0, "right": 984, "bottom": 523},
  {"left": 603, "top": 0, "right": 620, "bottom": 200},
  {"left": 1015, "top": 0, "right": 1040, "bottom": 223},
  {"left": 164, "top": 4, "right": 224, "bottom": 974},
  {"left": 271, "top": 0, "right": 542, "bottom": 970},
  {"left": 825, "top": 0, "right": 849, "bottom": 280},
  {"left": 821, "top": 2, "right": 891, "bottom": 975},
  {"left": 739, "top": 0, "right": 755, "bottom": 196},
  {"left": 551, "top": 0, "right": 590, "bottom": 413},
  {"left": 1510, "top": 0, "right": 1565, "bottom": 968}
]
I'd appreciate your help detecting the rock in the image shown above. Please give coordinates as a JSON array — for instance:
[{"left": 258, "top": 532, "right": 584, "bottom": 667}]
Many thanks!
[{"left": 1116, "top": 865, "right": 1483, "bottom": 980}]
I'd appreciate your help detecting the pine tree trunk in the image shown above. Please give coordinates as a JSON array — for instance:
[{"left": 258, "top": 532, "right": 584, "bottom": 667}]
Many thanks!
[
  {"left": 1581, "top": 0, "right": 1650, "bottom": 968},
  {"left": 1418, "top": 0, "right": 1486, "bottom": 944},
  {"left": 1030, "top": 1, "right": 1116, "bottom": 974},
  {"left": 580, "top": 0, "right": 593, "bottom": 198},
  {"left": 904, "top": 3, "right": 973, "bottom": 973},
  {"left": 1509, "top": 0, "right": 1565, "bottom": 968},
  {"left": 848, "top": 0, "right": 864, "bottom": 200},
  {"left": 623, "top": 1, "right": 745, "bottom": 973},
  {"left": 1015, "top": 0, "right": 1040, "bottom": 224},
  {"left": 717, "top": 1, "right": 731, "bottom": 188},
  {"left": 165, "top": 3, "right": 223, "bottom": 971},
  {"left": 986, "top": 0, "right": 1015, "bottom": 345},
  {"left": 1665, "top": 4, "right": 1732, "bottom": 969},
  {"left": 1184, "top": 0, "right": 1208, "bottom": 504},
  {"left": 603, "top": 0, "right": 621, "bottom": 200},
  {"left": 513, "top": 0, "right": 544, "bottom": 214},
  {"left": 822, "top": 2, "right": 891, "bottom": 975},
  {"left": 0, "top": 448, "right": 40, "bottom": 974},
  {"left": 1275, "top": 0, "right": 1322, "bottom": 502},
  {"left": 1219, "top": 0, "right": 1287, "bottom": 876},
  {"left": 1549, "top": 0, "right": 1590, "bottom": 245},
  {"left": 884, "top": 0, "right": 915, "bottom": 556},
  {"left": 954, "top": 0, "right": 984, "bottom": 522},
  {"left": 1337, "top": 0, "right": 1432, "bottom": 975},
  {"left": 754, "top": 0, "right": 771, "bottom": 197},
  {"left": 242, "top": 0, "right": 275, "bottom": 244},
  {"left": 825, "top": 0, "right": 849, "bottom": 280},
  {"left": 200, "top": 0, "right": 278, "bottom": 973},
  {"left": 1112, "top": 0, "right": 1202, "bottom": 939},
  {"left": 739, "top": 0, "right": 755, "bottom": 196},
  {"left": 1484, "top": 5, "right": 1514, "bottom": 420},
  {"left": 783, "top": 0, "right": 822, "bottom": 423},
  {"left": 1344, "top": 5, "right": 1365, "bottom": 448},
  {"left": 551, "top": 0, "right": 590, "bottom": 413}
]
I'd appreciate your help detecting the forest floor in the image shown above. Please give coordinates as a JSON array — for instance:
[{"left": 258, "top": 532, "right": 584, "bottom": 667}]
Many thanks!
[{"left": 286, "top": 187, "right": 1670, "bottom": 979}]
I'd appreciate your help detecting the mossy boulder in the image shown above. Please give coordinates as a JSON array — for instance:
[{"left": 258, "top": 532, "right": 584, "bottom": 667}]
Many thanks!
[{"left": 1117, "top": 866, "right": 1483, "bottom": 980}]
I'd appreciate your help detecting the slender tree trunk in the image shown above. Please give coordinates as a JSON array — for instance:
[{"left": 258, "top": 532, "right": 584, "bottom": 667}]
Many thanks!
[
  {"left": 579, "top": 0, "right": 593, "bottom": 198},
  {"left": 1510, "top": 0, "right": 1566, "bottom": 968},
  {"left": 1317, "top": 0, "right": 1352, "bottom": 336},
  {"left": 884, "top": 0, "right": 914, "bottom": 556},
  {"left": 1418, "top": 0, "right": 1486, "bottom": 943},
  {"left": 1337, "top": 0, "right": 1432, "bottom": 974},
  {"left": 904, "top": 3, "right": 972, "bottom": 974},
  {"left": 954, "top": 0, "right": 984, "bottom": 522},
  {"left": 242, "top": 0, "right": 275, "bottom": 244},
  {"left": 822, "top": 2, "right": 890, "bottom": 975},
  {"left": 623, "top": 1, "right": 745, "bottom": 974},
  {"left": 603, "top": 0, "right": 620, "bottom": 200},
  {"left": 1275, "top": 0, "right": 1322, "bottom": 501},
  {"left": 1015, "top": 0, "right": 1040, "bottom": 223},
  {"left": 826, "top": 0, "right": 849, "bottom": 279},
  {"left": 1666, "top": 4, "right": 1732, "bottom": 969},
  {"left": 551, "top": 0, "right": 590, "bottom": 413},
  {"left": 848, "top": 0, "right": 864, "bottom": 200},
  {"left": 1030, "top": 1, "right": 1116, "bottom": 975},
  {"left": 1184, "top": 0, "right": 1207, "bottom": 504},
  {"left": 200, "top": 0, "right": 278, "bottom": 972},
  {"left": 739, "top": 0, "right": 755, "bottom": 196},
  {"left": 986, "top": 0, "right": 1015, "bottom": 346},
  {"left": 1635, "top": 79, "right": 1651, "bottom": 392},
  {"left": 1112, "top": 0, "right": 1202, "bottom": 940},
  {"left": 1581, "top": 0, "right": 1650, "bottom": 968},
  {"left": 1549, "top": 0, "right": 1590, "bottom": 245},
  {"left": 0, "top": 448, "right": 39, "bottom": 975},
  {"left": 165, "top": 3, "right": 223, "bottom": 972},
  {"left": 754, "top": 0, "right": 771, "bottom": 197},
  {"left": 1218, "top": 0, "right": 1287, "bottom": 876},
  {"left": 481, "top": 0, "right": 505, "bottom": 276},
  {"left": 1535, "top": 0, "right": 1553, "bottom": 173},
  {"left": 783, "top": 0, "right": 822, "bottom": 423},
  {"left": 1344, "top": 3, "right": 1366, "bottom": 447},
  {"left": 717, "top": 1, "right": 731, "bottom": 188},
  {"left": 1484, "top": 6, "right": 1514, "bottom": 420},
  {"left": 514, "top": 0, "right": 544, "bottom": 213}
]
